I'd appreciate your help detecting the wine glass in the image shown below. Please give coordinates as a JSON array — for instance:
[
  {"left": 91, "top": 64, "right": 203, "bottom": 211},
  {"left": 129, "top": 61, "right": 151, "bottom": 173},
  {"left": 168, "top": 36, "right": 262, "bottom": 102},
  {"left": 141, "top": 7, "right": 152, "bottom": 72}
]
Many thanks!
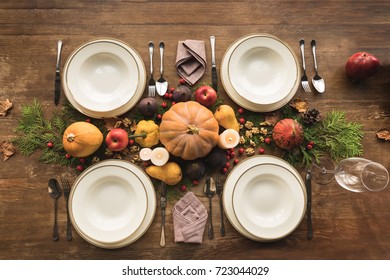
[{"left": 311, "top": 157, "right": 389, "bottom": 192}]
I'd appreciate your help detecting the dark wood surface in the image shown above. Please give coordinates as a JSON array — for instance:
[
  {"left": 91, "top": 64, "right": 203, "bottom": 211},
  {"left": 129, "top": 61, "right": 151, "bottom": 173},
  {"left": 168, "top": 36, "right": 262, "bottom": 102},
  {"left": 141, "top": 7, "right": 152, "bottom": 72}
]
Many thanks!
[{"left": 0, "top": 0, "right": 389, "bottom": 260}]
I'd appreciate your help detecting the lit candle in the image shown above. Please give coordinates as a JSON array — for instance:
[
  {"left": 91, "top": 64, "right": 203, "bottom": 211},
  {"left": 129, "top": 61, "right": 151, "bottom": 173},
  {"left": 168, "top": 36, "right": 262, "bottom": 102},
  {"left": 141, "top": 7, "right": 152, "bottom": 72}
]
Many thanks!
[
  {"left": 139, "top": 148, "right": 152, "bottom": 161},
  {"left": 150, "top": 147, "right": 170, "bottom": 166},
  {"left": 218, "top": 129, "right": 240, "bottom": 149}
]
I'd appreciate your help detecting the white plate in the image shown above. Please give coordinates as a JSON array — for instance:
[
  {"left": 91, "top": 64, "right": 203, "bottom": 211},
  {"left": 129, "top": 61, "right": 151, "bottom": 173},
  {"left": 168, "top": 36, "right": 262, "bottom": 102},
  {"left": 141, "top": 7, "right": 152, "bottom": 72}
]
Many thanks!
[
  {"left": 221, "top": 34, "right": 300, "bottom": 112},
  {"left": 71, "top": 165, "right": 147, "bottom": 244},
  {"left": 229, "top": 36, "right": 298, "bottom": 105},
  {"left": 232, "top": 164, "right": 306, "bottom": 240},
  {"left": 66, "top": 40, "right": 138, "bottom": 112},
  {"left": 69, "top": 160, "right": 156, "bottom": 248},
  {"left": 63, "top": 38, "right": 146, "bottom": 118},
  {"left": 223, "top": 155, "right": 306, "bottom": 241}
]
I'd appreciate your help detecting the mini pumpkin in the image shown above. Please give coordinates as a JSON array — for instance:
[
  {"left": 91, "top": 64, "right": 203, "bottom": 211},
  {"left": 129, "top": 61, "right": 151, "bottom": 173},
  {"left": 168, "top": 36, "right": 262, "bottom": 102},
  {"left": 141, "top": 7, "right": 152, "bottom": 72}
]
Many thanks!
[
  {"left": 272, "top": 118, "right": 304, "bottom": 150},
  {"left": 62, "top": 121, "right": 103, "bottom": 157},
  {"left": 134, "top": 120, "right": 159, "bottom": 148},
  {"left": 159, "top": 101, "right": 219, "bottom": 160}
]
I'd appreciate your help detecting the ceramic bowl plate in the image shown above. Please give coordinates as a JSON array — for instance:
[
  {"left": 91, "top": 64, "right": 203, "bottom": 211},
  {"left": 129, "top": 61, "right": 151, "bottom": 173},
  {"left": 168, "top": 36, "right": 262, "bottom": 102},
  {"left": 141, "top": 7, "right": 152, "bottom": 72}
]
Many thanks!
[
  {"left": 221, "top": 34, "right": 300, "bottom": 112},
  {"left": 63, "top": 38, "right": 146, "bottom": 118},
  {"left": 229, "top": 36, "right": 298, "bottom": 105},
  {"left": 223, "top": 155, "right": 306, "bottom": 241},
  {"left": 69, "top": 160, "right": 156, "bottom": 248},
  {"left": 232, "top": 164, "right": 305, "bottom": 240}
]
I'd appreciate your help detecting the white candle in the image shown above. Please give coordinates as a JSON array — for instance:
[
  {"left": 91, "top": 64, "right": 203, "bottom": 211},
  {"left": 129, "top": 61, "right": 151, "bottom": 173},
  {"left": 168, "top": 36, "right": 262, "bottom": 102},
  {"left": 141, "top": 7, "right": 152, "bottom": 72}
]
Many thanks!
[
  {"left": 218, "top": 129, "right": 240, "bottom": 149},
  {"left": 151, "top": 147, "right": 170, "bottom": 166},
  {"left": 139, "top": 148, "right": 152, "bottom": 161}
]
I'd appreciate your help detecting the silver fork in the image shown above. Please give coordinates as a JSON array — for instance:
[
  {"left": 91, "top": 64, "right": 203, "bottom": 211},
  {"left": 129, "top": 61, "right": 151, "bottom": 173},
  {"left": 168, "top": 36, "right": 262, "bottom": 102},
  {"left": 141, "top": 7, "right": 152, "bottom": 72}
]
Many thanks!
[
  {"left": 148, "top": 41, "right": 155, "bottom": 97},
  {"left": 299, "top": 39, "right": 311, "bottom": 92},
  {"left": 61, "top": 177, "right": 72, "bottom": 241},
  {"left": 215, "top": 177, "right": 226, "bottom": 236}
]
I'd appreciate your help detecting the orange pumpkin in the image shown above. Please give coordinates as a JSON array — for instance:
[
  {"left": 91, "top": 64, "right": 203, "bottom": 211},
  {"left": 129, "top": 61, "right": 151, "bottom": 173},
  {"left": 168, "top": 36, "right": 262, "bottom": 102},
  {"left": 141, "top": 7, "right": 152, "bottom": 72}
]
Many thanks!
[
  {"left": 159, "top": 101, "right": 219, "bottom": 160},
  {"left": 62, "top": 122, "right": 103, "bottom": 157}
]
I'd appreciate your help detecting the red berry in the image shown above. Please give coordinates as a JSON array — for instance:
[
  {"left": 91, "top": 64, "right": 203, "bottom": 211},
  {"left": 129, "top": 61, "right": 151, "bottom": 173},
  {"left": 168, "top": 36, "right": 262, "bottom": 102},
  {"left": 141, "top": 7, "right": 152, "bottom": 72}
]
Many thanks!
[
  {"left": 156, "top": 114, "right": 162, "bottom": 120},
  {"left": 76, "top": 165, "right": 84, "bottom": 171},
  {"left": 161, "top": 101, "right": 168, "bottom": 108},
  {"left": 229, "top": 148, "right": 235, "bottom": 153},
  {"left": 85, "top": 118, "right": 91, "bottom": 123},
  {"left": 259, "top": 148, "right": 265, "bottom": 154},
  {"left": 180, "top": 185, "right": 187, "bottom": 192},
  {"left": 65, "top": 154, "right": 71, "bottom": 159},
  {"left": 225, "top": 162, "right": 231, "bottom": 168},
  {"left": 179, "top": 78, "right": 186, "bottom": 85},
  {"left": 164, "top": 93, "right": 170, "bottom": 99},
  {"left": 192, "top": 180, "right": 199, "bottom": 186},
  {"left": 128, "top": 139, "right": 135, "bottom": 145},
  {"left": 234, "top": 158, "right": 239, "bottom": 165},
  {"left": 308, "top": 141, "right": 315, "bottom": 146},
  {"left": 238, "top": 108, "right": 245, "bottom": 114},
  {"left": 169, "top": 87, "right": 175, "bottom": 93},
  {"left": 306, "top": 144, "right": 313, "bottom": 150},
  {"left": 171, "top": 101, "right": 176, "bottom": 106},
  {"left": 226, "top": 155, "right": 231, "bottom": 161},
  {"left": 47, "top": 142, "right": 54, "bottom": 148},
  {"left": 230, "top": 151, "right": 236, "bottom": 158},
  {"left": 238, "top": 147, "right": 245, "bottom": 155},
  {"left": 226, "top": 150, "right": 231, "bottom": 156},
  {"left": 222, "top": 167, "right": 228, "bottom": 174},
  {"left": 264, "top": 137, "right": 271, "bottom": 144},
  {"left": 79, "top": 158, "right": 86, "bottom": 164},
  {"left": 239, "top": 118, "right": 245, "bottom": 124},
  {"left": 168, "top": 93, "right": 173, "bottom": 99}
]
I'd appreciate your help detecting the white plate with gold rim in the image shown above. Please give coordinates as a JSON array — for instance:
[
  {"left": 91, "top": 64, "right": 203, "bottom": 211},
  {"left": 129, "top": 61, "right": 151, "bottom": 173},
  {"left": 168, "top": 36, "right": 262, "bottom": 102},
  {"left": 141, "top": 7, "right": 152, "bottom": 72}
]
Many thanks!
[
  {"left": 63, "top": 38, "right": 146, "bottom": 118},
  {"left": 221, "top": 34, "right": 300, "bottom": 112},
  {"left": 223, "top": 155, "right": 306, "bottom": 241},
  {"left": 69, "top": 159, "right": 156, "bottom": 248},
  {"left": 232, "top": 163, "right": 306, "bottom": 240}
]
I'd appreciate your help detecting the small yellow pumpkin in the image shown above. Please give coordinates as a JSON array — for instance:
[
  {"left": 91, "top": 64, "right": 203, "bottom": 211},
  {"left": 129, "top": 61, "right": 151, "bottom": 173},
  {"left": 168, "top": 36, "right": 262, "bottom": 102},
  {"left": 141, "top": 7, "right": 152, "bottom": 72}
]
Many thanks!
[
  {"left": 62, "top": 122, "right": 103, "bottom": 157},
  {"left": 159, "top": 101, "right": 219, "bottom": 160},
  {"left": 145, "top": 162, "right": 182, "bottom": 185},
  {"left": 134, "top": 120, "right": 159, "bottom": 148}
]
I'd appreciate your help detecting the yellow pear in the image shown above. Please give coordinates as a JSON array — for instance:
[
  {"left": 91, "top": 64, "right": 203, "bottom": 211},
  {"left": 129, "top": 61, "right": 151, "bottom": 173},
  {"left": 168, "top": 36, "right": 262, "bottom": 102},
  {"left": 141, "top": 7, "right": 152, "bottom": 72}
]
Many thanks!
[
  {"left": 145, "top": 162, "right": 182, "bottom": 185},
  {"left": 214, "top": 105, "right": 240, "bottom": 132}
]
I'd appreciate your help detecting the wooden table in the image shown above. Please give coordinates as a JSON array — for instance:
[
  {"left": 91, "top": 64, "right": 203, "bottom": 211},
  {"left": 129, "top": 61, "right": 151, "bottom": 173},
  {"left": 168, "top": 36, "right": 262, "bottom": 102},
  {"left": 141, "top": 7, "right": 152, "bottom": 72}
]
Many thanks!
[{"left": 0, "top": 0, "right": 389, "bottom": 260}]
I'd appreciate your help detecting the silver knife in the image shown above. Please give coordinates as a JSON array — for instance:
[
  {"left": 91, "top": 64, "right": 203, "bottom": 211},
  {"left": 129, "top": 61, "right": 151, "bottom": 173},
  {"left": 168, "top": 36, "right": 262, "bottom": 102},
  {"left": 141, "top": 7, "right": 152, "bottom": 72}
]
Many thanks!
[
  {"left": 54, "top": 40, "right": 63, "bottom": 106},
  {"left": 160, "top": 181, "right": 167, "bottom": 247},
  {"left": 210, "top": 36, "right": 218, "bottom": 92},
  {"left": 305, "top": 170, "right": 313, "bottom": 240}
]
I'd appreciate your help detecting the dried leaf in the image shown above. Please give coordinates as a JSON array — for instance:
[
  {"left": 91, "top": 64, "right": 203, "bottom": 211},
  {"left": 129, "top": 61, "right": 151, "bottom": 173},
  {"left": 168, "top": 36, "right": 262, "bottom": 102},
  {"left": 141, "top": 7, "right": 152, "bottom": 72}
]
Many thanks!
[
  {"left": 260, "top": 114, "right": 279, "bottom": 126},
  {"left": 376, "top": 129, "right": 390, "bottom": 141},
  {"left": 290, "top": 98, "right": 308, "bottom": 113},
  {"left": 103, "top": 117, "right": 121, "bottom": 131},
  {"left": 0, "top": 141, "right": 16, "bottom": 161},
  {"left": 0, "top": 99, "right": 13, "bottom": 117}
]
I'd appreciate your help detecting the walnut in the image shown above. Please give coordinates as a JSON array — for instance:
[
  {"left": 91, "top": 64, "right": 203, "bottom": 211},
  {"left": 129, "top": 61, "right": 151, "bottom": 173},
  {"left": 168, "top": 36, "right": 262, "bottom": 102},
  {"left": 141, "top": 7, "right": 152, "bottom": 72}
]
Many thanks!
[
  {"left": 240, "top": 136, "right": 246, "bottom": 145},
  {"left": 244, "top": 121, "right": 254, "bottom": 129},
  {"left": 251, "top": 127, "right": 260, "bottom": 135},
  {"left": 245, "top": 130, "right": 253, "bottom": 138},
  {"left": 245, "top": 147, "right": 255, "bottom": 156}
]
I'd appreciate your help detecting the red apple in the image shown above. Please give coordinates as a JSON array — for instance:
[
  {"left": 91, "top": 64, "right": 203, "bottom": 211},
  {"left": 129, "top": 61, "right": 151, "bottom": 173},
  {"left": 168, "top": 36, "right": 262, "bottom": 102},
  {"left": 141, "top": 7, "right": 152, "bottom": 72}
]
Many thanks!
[
  {"left": 105, "top": 128, "right": 129, "bottom": 151},
  {"left": 194, "top": 85, "right": 217, "bottom": 107}
]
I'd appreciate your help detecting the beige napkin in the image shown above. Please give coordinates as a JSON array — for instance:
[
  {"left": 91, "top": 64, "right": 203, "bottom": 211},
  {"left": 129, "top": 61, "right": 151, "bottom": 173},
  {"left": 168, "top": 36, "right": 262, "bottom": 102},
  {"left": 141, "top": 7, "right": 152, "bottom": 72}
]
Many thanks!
[
  {"left": 173, "top": 191, "right": 208, "bottom": 244},
  {"left": 175, "top": 40, "right": 207, "bottom": 86}
]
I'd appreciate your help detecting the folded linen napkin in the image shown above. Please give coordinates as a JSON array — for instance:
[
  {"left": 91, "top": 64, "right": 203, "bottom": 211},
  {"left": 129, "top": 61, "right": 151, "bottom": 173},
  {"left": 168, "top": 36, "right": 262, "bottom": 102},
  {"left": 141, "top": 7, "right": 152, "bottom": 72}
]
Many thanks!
[
  {"left": 173, "top": 191, "right": 208, "bottom": 243},
  {"left": 175, "top": 40, "right": 207, "bottom": 86}
]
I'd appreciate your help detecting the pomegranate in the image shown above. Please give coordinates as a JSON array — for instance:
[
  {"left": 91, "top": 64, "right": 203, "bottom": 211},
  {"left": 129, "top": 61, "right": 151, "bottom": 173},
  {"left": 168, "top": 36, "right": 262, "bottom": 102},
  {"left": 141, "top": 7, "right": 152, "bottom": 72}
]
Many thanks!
[
  {"left": 272, "top": 118, "right": 304, "bottom": 150},
  {"left": 345, "top": 52, "right": 380, "bottom": 81}
]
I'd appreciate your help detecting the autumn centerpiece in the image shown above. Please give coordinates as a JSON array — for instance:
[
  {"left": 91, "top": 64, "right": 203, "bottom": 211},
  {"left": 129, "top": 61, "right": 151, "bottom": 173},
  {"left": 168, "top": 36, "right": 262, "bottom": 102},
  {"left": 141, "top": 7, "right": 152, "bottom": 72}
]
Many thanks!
[{"left": 159, "top": 101, "right": 219, "bottom": 160}]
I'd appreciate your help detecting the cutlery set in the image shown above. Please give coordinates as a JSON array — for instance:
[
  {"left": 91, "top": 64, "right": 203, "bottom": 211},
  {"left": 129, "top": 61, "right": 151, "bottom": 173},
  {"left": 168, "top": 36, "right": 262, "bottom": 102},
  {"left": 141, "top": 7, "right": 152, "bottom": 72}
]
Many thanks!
[
  {"left": 148, "top": 41, "right": 168, "bottom": 97},
  {"left": 299, "top": 39, "right": 325, "bottom": 93},
  {"left": 48, "top": 177, "right": 72, "bottom": 241},
  {"left": 204, "top": 177, "right": 225, "bottom": 239}
]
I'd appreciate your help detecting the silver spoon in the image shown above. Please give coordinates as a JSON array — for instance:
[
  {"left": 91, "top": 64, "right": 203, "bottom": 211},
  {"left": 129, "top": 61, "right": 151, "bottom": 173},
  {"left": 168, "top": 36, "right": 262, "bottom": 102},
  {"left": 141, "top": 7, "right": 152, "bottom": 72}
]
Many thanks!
[
  {"left": 311, "top": 40, "right": 325, "bottom": 93},
  {"left": 156, "top": 41, "right": 168, "bottom": 96}
]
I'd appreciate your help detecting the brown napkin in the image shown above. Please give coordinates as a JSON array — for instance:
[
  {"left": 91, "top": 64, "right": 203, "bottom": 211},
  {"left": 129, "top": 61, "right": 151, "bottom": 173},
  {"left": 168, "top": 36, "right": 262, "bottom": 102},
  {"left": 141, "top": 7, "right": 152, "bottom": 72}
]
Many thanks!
[
  {"left": 175, "top": 40, "right": 207, "bottom": 86},
  {"left": 173, "top": 191, "right": 208, "bottom": 244}
]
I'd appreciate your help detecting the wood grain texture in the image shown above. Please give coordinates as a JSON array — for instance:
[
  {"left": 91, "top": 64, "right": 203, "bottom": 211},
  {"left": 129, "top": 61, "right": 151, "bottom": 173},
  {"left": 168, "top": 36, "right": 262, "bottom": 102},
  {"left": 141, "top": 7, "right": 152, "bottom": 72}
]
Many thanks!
[{"left": 0, "top": 0, "right": 389, "bottom": 260}]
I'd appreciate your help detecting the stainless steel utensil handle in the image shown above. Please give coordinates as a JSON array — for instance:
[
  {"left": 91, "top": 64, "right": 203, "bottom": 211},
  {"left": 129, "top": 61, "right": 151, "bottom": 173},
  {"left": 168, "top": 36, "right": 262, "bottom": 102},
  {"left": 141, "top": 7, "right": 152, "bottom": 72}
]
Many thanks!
[
  {"left": 219, "top": 194, "right": 226, "bottom": 236},
  {"left": 208, "top": 197, "right": 214, "bottom": 239},
  {"left": 56, "top": 40, "right": 62, "bottom": 70},
  {"left": 299, "top": 39, "right": 306, "bottom": 71},
  {"left": 160, "top": 209, "right": 166, "bottom": 247},
  {"left": 159, "top": 41, "right": 164, "bottom": 75},
  {"left": 306, "top": 170, "right": 313, "bottom": 240},
  {"left": 66, "top": 199, "right": 72, "bottom": 241},
  {"left": 148, "top": 41, "right": 154, "bottom": 75},
  {"left": 311, "top": 40, "right": 318, "bottom": 73},
  {"left": 53, "top": 199, "right": 59, "bottom": 241},
  {"left": 210, "top": 35, "right": 216, "bottom": 66}
]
